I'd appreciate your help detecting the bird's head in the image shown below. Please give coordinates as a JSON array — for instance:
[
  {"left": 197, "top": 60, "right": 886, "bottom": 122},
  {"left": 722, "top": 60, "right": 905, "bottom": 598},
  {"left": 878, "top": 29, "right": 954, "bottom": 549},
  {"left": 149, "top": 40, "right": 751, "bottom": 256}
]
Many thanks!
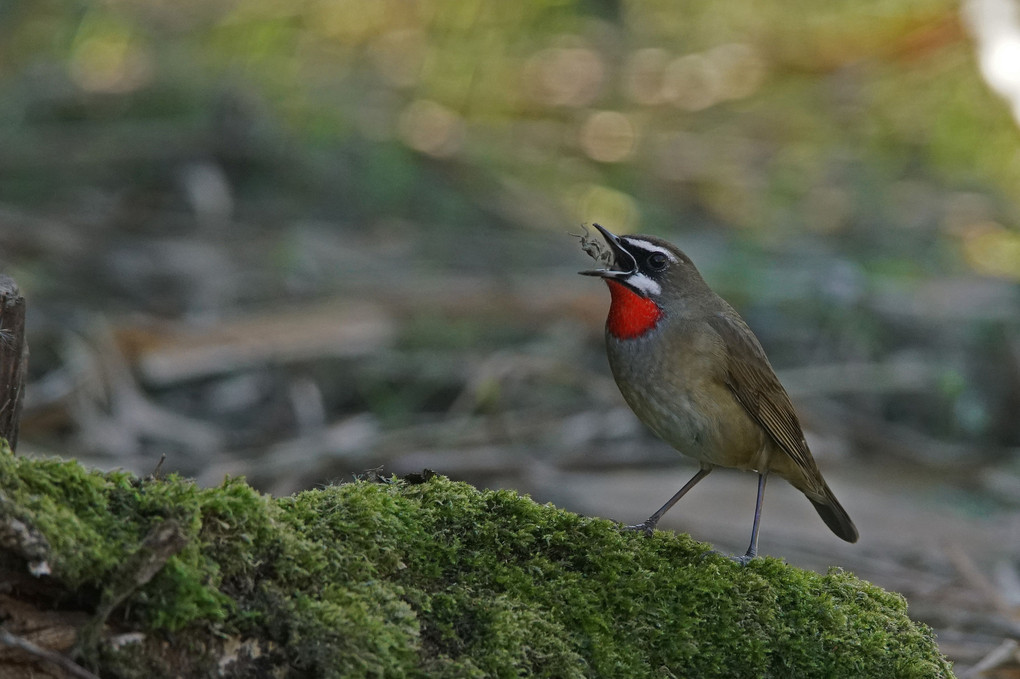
[{"left": 579, "top": 223, "right": 709, "bottom": 339}]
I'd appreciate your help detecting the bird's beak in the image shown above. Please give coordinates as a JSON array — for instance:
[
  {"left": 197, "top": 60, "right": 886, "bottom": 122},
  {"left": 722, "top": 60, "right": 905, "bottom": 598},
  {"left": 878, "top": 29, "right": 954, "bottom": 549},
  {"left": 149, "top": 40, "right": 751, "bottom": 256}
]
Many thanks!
[{"left": 578, "top": 223, "right": 637, "bottom": 279}]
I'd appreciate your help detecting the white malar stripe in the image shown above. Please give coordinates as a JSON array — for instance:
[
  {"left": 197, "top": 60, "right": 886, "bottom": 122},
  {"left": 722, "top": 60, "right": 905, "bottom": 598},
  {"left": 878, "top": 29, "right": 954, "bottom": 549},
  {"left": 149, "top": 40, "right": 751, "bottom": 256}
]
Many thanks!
[
  {"left": 620, "top": 238, "right": 678, "bottom": 261},
  {"left": 625, "top": 272, "right": 661, "bottom": 296}
]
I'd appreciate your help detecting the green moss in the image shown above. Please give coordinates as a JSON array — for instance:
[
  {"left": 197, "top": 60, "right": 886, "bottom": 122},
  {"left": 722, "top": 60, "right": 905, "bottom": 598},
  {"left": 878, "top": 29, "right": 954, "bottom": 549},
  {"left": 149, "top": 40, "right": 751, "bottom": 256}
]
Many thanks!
[{"left": 0, "top": 443, "right": 953, "bottom": 678}]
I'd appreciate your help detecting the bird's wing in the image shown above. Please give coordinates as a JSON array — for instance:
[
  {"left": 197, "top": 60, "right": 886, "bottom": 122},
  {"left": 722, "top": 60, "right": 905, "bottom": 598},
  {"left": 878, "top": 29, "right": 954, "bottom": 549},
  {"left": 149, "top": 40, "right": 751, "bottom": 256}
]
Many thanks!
[{"left": 707, "top": 311, "right": 817, "bottom": 475}]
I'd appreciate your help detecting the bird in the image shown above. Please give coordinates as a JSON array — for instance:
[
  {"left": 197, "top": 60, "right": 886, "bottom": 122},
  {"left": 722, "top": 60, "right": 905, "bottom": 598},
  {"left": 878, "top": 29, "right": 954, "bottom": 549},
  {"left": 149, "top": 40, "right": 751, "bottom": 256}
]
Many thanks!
[{"left": 579, "top": 222, "right": 858, "bottom": 563}]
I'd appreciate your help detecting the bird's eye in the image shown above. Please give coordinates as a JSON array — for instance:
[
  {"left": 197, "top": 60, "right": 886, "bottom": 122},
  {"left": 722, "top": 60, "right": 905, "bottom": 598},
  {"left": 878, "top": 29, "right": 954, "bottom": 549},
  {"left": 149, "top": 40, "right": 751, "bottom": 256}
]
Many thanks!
[{"left": 647, "top": 253, "right": 669, "bottom": 271}]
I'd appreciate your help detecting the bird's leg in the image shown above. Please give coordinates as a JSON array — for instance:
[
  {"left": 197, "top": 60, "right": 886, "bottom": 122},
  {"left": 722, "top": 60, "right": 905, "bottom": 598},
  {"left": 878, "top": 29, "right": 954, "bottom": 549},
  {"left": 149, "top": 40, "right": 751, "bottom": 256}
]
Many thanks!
[
  {"left": 732, "top": 472, "right": 768, "bottom": 565},
  {"left": 624, "top": 467, "right": 712, "bottom": 535}
]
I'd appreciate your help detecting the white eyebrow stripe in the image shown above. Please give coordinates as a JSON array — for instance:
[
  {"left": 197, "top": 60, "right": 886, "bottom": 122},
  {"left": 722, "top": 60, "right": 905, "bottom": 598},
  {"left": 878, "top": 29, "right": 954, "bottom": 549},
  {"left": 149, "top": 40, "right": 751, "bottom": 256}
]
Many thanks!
[
  {"left": 625, "top": 273, "right": 661, "bottom": 296},
  {"left": 620, "top": 238, "right": 678, "bottom": 261}
]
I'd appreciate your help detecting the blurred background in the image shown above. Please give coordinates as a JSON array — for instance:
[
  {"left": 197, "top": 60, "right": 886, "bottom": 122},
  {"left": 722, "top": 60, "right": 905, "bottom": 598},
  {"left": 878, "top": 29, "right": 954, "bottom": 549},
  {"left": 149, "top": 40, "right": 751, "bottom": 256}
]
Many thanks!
[{"left": 1, "top": 0, "right": 1019, "bottom": 673}]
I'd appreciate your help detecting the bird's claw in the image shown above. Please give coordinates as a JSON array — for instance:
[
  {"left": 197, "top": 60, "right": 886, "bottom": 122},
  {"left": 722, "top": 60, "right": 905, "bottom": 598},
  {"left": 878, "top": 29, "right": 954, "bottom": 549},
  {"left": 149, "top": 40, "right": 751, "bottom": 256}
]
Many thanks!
[{"left": 621, "top": 520, "right": 656, "bottom": 536}]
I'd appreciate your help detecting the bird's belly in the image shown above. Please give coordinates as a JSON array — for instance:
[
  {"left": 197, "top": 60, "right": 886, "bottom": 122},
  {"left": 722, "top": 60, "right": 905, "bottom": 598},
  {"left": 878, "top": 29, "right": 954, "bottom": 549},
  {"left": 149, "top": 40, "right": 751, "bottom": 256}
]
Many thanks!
[{"left": 617, "top": 377, "right": 767, "bottom": 471}]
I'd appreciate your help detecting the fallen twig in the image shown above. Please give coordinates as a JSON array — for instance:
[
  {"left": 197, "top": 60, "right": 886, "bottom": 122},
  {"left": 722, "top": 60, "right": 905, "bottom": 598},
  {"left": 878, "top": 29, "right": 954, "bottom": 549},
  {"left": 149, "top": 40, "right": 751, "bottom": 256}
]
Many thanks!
[
  {"left": 960, "top": 638, "right": 1019, "bottom": 679},
  {"left": 75, "top": 520, "right": 187, "bottom": 661},
  {"left": 0, "top": 627, "right": 100, "bottom": 679}
]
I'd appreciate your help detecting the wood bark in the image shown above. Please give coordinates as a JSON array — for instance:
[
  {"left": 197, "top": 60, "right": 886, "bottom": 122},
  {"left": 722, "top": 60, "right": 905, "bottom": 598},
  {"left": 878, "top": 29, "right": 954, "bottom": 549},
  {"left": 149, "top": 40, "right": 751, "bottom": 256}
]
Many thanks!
[{"left": 0, "top": 275, "right": 27, "bottom": 451}]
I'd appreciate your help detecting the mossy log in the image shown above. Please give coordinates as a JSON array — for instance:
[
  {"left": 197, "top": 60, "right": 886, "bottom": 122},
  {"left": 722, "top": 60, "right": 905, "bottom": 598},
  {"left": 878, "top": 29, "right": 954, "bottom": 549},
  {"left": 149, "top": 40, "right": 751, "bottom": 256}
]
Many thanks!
[{"left": 0, "top": 443, "right": 953, "bottom": 678}]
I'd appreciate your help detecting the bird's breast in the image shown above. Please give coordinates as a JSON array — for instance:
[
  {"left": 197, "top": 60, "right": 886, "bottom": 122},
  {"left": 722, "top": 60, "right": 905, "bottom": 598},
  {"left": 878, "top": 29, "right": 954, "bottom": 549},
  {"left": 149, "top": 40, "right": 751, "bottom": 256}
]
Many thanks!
[{"left": 606, "top": 326, "right": 768, "bottom": 470}]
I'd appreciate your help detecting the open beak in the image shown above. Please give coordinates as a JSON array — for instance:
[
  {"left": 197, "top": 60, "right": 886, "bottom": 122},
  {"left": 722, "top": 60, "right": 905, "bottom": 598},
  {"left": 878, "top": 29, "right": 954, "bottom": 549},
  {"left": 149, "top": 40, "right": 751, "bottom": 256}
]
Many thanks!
[{"left": 578, "top": 223, "right": 637, "bottom": 280}]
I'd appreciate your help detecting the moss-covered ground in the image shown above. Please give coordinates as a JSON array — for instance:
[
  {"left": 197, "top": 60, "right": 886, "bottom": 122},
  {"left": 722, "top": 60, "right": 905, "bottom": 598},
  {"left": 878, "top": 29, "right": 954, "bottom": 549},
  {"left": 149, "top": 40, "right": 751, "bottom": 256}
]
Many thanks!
[{"left": 0, "top": 443, "right": 953, "bottom": 678}]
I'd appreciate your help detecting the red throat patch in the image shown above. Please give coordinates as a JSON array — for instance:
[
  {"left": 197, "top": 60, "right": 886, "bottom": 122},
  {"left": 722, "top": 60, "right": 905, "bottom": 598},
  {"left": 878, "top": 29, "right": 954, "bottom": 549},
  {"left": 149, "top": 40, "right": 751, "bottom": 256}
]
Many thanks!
[{"left": 605, "top": 279, "right": 662, "bottom": 339}]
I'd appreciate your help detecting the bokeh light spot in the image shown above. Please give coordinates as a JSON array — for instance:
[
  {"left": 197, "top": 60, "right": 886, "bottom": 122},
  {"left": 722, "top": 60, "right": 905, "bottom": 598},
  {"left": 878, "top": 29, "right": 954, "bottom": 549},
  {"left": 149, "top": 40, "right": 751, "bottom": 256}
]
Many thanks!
[
  {"left": 69, "top": 15, "right": 153, "bottom": 94},
  {"left": 663, "top": 54, "right": 720, "bottom": 111},
  {"left": 966, "top": 0, "right": 1020, "bottom": 124},
  {"left": 579, "top": 111, "right": 636, "bottom": 163},
  {"left": 708, "top": 43, "right": 766, "bottom": 101},
  {"left": 958, "top": 221, "right": 1020, "bottom": 281},
  {"left": 524, "top": 46, "right": 604, "bottom": 108},
  {"left": 398, "top": 99, "right": 464, "bottom": 157},
  {"left": 566, "top": 184, "right": 640, "bottom": 233}
]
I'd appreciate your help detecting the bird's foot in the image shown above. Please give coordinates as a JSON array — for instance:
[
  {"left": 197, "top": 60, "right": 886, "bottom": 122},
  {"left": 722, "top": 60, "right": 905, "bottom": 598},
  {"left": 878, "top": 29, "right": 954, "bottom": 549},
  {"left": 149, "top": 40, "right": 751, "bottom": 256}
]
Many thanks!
[
  {"left": 621, "top": 519, "right": 657, "bottom": 536},
  {"left": 729, "top": 552, "right": 756, "bottom": 566}
]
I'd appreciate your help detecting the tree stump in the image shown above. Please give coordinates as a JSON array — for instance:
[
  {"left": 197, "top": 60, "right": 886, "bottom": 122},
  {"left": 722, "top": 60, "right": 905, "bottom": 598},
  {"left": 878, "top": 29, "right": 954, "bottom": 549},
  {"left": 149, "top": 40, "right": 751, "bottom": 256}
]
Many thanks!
[{"left": 0, "top": 276, "right": 27, "bottom": 451}]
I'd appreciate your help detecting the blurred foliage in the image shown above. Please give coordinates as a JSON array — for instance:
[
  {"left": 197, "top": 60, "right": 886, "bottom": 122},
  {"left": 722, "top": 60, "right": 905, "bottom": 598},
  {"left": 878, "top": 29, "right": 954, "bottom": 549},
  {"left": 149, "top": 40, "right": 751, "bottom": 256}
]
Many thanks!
[
  {"left": 2, "top": 0, "right": 1020, "bottom": 273},
  {"left": 1, "top": 0, "right": 1019, "bottom": 457}
]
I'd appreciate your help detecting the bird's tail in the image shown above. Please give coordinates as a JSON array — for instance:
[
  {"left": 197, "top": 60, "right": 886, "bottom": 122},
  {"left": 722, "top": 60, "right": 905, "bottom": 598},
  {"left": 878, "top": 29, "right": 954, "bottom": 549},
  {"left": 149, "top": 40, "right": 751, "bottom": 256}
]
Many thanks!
[{"left": 807, "top": 483, "right": 858, "bottom": 543}]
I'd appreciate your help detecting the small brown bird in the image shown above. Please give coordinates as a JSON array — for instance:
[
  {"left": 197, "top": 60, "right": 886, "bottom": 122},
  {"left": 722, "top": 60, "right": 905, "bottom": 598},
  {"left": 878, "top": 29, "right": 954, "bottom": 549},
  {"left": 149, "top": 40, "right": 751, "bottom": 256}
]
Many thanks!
[{"left": 580, "top": 223, "right": 857, "bottom": 562}]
